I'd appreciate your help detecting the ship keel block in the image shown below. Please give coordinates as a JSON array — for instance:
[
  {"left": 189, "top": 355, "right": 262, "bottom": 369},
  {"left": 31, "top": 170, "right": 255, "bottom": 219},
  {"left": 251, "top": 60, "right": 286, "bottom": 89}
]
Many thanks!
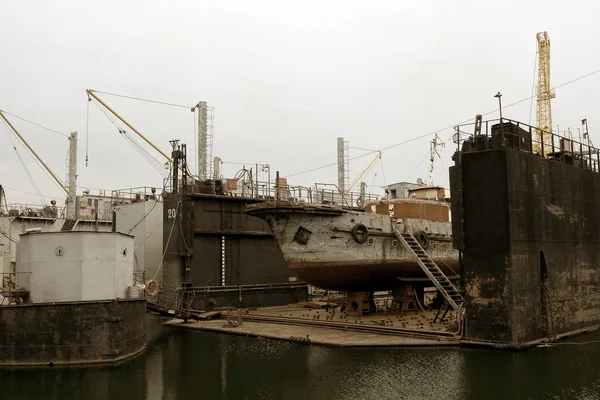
[{"left": 345, "top": 292, "right": 372, "bottom": 317}]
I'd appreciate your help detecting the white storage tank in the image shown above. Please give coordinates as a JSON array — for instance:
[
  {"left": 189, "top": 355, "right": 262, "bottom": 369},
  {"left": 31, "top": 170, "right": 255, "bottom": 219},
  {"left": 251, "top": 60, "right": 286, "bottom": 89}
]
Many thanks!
[{"left": 17, "top": 231, "right": 135, "bottom": 303}]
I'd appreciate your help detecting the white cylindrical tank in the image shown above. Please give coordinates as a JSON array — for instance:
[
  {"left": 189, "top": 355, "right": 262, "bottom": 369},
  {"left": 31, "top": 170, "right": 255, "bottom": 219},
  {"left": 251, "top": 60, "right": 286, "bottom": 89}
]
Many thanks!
[{"left": 17, "top": 231, "right": 135, "bottom": 303}]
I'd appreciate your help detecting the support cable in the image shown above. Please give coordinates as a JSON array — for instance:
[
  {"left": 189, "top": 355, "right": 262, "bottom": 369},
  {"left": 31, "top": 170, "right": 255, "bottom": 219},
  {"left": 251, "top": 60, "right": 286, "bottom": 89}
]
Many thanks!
[
  {"left": 90, "top": 98, "right": 168, "bottom": 177},
  {"left": 2, "top": 122, "right": 45, "bottom": 204},
  {"left": 0, "top": 110, "right": 68, "bottom": 138},
  {"left": 287, "top": 67, "right": 600, "bottom": 178},
  {"left": 1, "top": 120, "right": 46, "bottom": 202},
  {"left": 379, "top": 157, "right": 387, "bottom": 187},
  {"left": 529, "top": 44, "right": 539, "bottom": 125},
  {"left": 86, "top": 99, "right": 90, "bottom": 167},
  {"left": 153, "top": 201, "right": 181, "bottom": 281},
  {"left": 91, "top": 90, "right": 190, "bottom": 109},
  {"left": 0, "top": 231, "right": 17, "bottom": 243},
  {"left": 404, "top": 151, "right": 431, "bottom": 182},
  {"left": 125, "top": 198, "right": 159, "bottom": 235}
]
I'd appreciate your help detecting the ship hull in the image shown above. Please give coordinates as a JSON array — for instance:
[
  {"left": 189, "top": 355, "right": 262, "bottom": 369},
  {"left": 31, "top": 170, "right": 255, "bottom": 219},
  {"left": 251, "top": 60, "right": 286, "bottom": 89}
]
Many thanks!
[{"left": 248, "top": 203, "right": 459, "bottom": 291}]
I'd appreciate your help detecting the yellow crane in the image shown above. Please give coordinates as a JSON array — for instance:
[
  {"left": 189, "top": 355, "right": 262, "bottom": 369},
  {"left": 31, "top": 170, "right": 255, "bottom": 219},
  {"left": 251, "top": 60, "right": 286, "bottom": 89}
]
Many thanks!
[
  {"left": 346, "top": 152, "right": 381, "bottom": 193},
  {"left": 86, "top": 89, "right": 188, "bottom": 175},
  {"left": 535, "top": 31, "right": 556, "bottom": 155}
]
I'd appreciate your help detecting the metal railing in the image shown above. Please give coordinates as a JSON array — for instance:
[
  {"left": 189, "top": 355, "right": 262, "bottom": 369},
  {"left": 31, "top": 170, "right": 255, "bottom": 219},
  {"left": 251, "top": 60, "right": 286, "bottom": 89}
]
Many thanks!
[
  {"left": 222, "top": 180, "right": 381, "bottom": 208},
  {"left": 1, "top": 203, "right": 60, "bottom": 218},
  {"left": 133, "top": 270, "right": 146, "bottom": 287},
  {"left": 111, "top": 186, "right": 162, "bottom": 204},
  {"left": 0, "top": 272, "right": 30, "bottom": 305},
  {"left": 454, "top": 118, "right": 600, "bottom": 172}
]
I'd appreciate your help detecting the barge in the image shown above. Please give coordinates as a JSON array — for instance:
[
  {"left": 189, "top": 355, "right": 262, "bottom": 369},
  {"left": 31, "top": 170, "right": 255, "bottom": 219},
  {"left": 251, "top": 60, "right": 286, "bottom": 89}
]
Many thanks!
[{"left": 0, "top": 231, "right": 146, "bottom": 367}]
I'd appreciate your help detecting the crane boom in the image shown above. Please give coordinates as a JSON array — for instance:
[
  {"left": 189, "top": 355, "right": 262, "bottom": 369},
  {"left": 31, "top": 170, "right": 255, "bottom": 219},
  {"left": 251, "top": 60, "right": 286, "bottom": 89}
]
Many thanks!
[
  {"left": 87, "top": 89, "right": 177, "bottom": 165},
  {"left": 346, "top": 152, "right": 381, "bottom": 193},
  {"left": 0, "top": 110, "right": 71, "bottom": 197},
  {"left": 535, "top": 31, "right": 555, "bottom": 155}
]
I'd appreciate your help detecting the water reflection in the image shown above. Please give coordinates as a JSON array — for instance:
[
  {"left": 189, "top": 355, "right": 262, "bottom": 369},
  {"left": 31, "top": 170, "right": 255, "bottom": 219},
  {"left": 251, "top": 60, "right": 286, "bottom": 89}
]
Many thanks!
[{"left": 1, "top": 315, "right": 599, "bottom": 400}]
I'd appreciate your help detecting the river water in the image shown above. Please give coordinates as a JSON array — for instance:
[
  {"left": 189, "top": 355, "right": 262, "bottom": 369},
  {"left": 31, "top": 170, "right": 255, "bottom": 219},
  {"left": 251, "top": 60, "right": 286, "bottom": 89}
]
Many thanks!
[{"left": 2, "top": 316, "right": 599, "bottom": 400}]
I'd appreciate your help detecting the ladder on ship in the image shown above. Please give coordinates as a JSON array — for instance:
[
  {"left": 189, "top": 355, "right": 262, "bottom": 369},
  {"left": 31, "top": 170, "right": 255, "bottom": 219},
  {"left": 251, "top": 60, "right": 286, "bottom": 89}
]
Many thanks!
[
  {"left": 61, "top": 219, "right": 76, "bottom": 231},
  {"left": 393, "top": 229, "right": 464, "bottom": 312}
]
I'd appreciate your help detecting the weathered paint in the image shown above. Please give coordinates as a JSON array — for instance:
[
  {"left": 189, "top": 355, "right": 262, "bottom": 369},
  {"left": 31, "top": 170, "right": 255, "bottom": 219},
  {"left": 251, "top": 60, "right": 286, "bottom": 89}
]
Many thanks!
[
  {"left": 365, "top": 198, "right": 450, "bottom": 222},
  {"left": 248, "top": 202, "right": 459, "bottom": 291},
  {"left": 17, "top": 231, "right": 134, "bottom": 303},
  {"left": 114, "top": 200, "right": 163, "bottom": 282},
  {"left": 0, "top": 216, "right": 112, "bottom": 274},
  {"left": 0, "top": 299, "right": 146, "bottom": 367},
  {"left": 162, "top": 193, "right": 308, "bottom": 309},
  {"left": 452, "top": 144, "right": 600, "bottom": 345}
]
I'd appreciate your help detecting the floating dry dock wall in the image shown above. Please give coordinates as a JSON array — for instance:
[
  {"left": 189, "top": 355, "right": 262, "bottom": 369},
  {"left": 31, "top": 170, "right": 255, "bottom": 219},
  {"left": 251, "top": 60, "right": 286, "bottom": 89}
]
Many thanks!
[
  {"left": 451, "top": 120, "right": 600, "bottom": 347},
  {"left": 162, "top": 192, "right": 308, "bottom": 310}
]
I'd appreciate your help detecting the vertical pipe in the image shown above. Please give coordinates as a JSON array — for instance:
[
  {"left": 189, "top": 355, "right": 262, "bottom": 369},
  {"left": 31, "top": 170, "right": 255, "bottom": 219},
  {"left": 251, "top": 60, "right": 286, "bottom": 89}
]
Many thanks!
[
  {"left": 255, "top": 164, "right": 259, "bottom": 198},
  {"left": 276, "top": 171, "right": 280, "bottom": 201},
  {"left": 197, "top": 101, "right": 208, "bottom": 180},
  {"left": 172, "top": 144, "right": 179, "bottom": 194},
  {"left": 94, "top": 199, "right": 99, "bottom": 232},
  {"left": 213, "top": 156, "right": 221, "bottom": 179}
]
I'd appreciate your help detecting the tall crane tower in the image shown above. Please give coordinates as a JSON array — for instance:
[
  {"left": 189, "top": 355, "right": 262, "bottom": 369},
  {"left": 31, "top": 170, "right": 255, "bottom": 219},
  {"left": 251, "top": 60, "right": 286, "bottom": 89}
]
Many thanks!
[{"left": 535, "top": 31, "right": 556, "bottom": 155}]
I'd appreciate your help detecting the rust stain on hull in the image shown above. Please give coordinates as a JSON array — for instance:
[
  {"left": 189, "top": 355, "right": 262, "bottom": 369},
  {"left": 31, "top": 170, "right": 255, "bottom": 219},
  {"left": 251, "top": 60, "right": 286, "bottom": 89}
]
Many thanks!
[
  {"left": 248, "top": 201, "right": 460, "bottom": 292},
  {"left": 289, "top": 259, "right": 459, "bottom": 291}
]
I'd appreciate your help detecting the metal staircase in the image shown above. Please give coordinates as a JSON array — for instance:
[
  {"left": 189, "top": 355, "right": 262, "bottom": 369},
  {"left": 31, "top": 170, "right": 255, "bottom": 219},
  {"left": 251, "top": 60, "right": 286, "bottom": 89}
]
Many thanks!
[
  {"left": 61, "top": 219, "right": 76, "bottom": 231},
  {"left": 394, "top": 229, "right": 464, "bottom": 311}
]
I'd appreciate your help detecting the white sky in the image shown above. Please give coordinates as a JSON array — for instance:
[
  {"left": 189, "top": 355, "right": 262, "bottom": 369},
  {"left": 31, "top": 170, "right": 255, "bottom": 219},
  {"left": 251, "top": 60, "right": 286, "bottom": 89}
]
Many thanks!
[{"left": 2, "top": 0, "right": 600, "bottom": 205}]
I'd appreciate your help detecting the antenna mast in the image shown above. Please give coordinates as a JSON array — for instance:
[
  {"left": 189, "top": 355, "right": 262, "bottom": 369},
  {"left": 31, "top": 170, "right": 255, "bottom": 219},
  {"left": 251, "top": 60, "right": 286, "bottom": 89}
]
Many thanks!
[
  {"left": 429, "top": 133, "right": 444, "bottom": 185},
  {"left": 337, "top": 137, "right": 350, "bottom": 193}
]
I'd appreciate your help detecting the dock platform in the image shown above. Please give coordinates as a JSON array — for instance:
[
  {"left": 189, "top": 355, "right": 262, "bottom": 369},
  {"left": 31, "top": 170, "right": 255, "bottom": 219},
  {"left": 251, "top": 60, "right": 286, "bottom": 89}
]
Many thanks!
[{"left": 164, "top": 304, "right": 461, "bottom": 348}]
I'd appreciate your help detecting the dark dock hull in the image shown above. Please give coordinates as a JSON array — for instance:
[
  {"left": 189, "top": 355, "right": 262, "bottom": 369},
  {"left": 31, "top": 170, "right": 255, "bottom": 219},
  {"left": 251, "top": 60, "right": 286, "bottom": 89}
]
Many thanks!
[
  {"left": 451, "top": 142, "right": 600, "bottom": 346},
  {"left": 0, "top": 299, "right": 146, "bottom": 367}
]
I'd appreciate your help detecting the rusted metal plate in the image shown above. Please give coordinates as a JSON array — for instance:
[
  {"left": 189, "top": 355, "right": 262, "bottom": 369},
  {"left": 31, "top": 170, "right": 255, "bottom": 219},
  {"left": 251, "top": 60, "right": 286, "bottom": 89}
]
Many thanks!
[{"left": 249, "top": 202, "right": 458, "bottom": 291}]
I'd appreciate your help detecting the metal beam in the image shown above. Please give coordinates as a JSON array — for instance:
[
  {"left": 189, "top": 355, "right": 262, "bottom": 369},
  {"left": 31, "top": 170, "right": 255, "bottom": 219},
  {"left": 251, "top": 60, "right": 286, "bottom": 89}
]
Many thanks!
[
  {"left": 86, "top": 89, "right": 175, "bottom": 164},
  {"left": 0, "top": 110, "right": 70, "bottom": 197}
]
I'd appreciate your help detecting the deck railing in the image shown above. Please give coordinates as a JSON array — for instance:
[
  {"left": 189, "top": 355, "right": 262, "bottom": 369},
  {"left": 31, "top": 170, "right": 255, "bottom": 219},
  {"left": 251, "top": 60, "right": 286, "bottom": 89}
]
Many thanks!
[
  {"left": 222, "top": 180, "right": 380, "bottom": 208},
  {"left": 454, "top": 118, "right": 600, "bottom": 172}
]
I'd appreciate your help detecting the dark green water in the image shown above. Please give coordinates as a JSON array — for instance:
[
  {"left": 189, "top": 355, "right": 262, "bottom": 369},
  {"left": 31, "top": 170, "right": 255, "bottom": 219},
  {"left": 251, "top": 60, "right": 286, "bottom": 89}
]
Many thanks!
[{"left": 2, "top": 316, "right": 599, "bottom": 400}]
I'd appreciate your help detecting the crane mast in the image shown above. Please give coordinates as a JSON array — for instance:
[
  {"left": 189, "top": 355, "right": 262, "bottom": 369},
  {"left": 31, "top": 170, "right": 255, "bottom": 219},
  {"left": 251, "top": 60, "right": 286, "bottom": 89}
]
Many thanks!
[{"left": 535, "top": 31, "right": 555, "bottom": 155}]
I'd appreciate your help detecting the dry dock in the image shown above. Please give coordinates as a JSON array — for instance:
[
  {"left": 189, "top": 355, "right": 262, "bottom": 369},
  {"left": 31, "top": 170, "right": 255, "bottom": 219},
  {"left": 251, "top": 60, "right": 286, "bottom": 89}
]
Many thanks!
[{"left": 164, "top": 304, "right": 461, "bottom": 347}]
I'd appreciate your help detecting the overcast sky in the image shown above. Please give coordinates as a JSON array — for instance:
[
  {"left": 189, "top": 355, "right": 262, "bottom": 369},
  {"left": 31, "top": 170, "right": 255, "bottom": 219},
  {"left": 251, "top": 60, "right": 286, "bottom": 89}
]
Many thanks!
[{"left": 2, "top": 0, "right": 600, "bottom": 205}]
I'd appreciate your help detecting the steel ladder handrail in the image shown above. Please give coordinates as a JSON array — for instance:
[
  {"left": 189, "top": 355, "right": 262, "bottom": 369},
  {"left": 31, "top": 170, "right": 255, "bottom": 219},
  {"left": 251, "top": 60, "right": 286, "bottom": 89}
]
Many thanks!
[{"left": 394, "top": 228, "right": 464, "bottom": 311}]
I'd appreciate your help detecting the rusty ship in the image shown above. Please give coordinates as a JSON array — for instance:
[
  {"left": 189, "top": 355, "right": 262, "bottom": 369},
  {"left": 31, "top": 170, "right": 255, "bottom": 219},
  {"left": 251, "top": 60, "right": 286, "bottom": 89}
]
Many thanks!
[{"left": 248, "top": 186, "right": 459, "bottom": 292}]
